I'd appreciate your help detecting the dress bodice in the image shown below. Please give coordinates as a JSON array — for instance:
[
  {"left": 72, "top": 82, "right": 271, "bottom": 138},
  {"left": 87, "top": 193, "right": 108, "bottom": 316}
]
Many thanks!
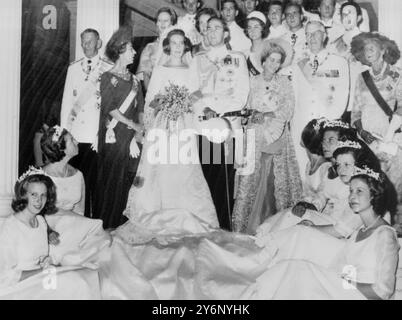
[
  {"left": 352, "top": 64, "right": 402, "bottom": 137},
  {"left": 335, "top": 225, "right": 400, "bottom": 299},
  {"left": 310, "top": 169, "right": 362, "bottom": 236},
  {"left": 303, "top": 161, "right": 332, "bottom": 202},
  {"left": 248, "top": 74, "right": 295, "bottom": 148},
  {"left": 0, "top": 215, "right": 48, "bottom": 287},
  {"left": 50, "top": 170, "right": 84, "bottom": 213}
]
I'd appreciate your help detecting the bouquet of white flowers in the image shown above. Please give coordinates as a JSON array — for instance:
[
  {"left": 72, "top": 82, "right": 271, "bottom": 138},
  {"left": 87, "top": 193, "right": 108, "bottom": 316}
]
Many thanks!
[{"left": 156, "top": 82, "right": 192, "bottom": 123}]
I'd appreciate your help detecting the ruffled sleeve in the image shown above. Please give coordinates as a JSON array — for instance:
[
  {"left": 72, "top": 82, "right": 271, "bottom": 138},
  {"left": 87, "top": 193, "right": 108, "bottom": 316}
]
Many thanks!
[{"left": 372, "top": 227, "right": 400, "bottom": 300}]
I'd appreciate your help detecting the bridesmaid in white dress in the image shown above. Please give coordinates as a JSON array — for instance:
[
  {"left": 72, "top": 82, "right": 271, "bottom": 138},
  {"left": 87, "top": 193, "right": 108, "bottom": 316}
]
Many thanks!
[
  {"left": 260, "top": 119, "right": 360, "bottom": 235},
  {"left": 245, "top": 167, "right": 400, "bottom": 300},
  {"left": 0, "top": 170, "right": 100, "bottom": 299},
  {"left": 259, "top": 136, "right": 383, "bottom": 238},
  {"left": 40, "top": 125, "right": 85, "bottom": 215},
  {"left": 117, "top": 29, "right": 219, "bottom": 240}
]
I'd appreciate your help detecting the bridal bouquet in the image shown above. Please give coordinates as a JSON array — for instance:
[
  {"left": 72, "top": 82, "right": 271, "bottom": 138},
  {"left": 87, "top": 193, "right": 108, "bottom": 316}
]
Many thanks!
[{"left": 156, "top": 82, "right": 192, "bottom": 122}]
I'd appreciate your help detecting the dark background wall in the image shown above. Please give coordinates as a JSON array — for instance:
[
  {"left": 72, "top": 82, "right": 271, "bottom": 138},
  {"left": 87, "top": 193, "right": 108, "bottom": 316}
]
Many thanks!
[{"left": 20, "top": 0, "right": 70, "bottom": 174}]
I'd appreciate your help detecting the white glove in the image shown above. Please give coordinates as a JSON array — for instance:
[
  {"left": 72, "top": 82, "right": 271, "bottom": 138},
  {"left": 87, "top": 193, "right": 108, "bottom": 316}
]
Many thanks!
[{"left": 129, "top": 138, "right": 140, "bottom": 158}]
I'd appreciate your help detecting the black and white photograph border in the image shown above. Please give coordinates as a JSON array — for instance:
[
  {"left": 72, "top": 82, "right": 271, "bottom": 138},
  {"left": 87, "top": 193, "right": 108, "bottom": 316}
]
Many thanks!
[{"left": 0, "top": 0, "right": 402, "bottom": 303}]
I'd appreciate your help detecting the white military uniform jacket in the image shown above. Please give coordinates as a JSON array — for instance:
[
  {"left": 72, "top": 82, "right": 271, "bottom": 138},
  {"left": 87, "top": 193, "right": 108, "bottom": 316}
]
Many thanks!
[
  {"left": 191, "top": 44, "right": 250, "bottom": 131},
  {"left": 227, "top": 21, "right": 252, "bottom": 56},
  {"left": 291, "top": 50, "right": 350, "bottom": 181},
  {"left": 294, "top": 49, "right": 350, "bottom": 121},
  {"left": 60, "top": 54, "right": 113, "bottom": 144}
]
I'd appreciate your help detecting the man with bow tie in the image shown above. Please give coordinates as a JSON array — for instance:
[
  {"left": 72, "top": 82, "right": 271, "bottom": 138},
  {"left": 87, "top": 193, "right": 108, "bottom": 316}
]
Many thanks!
[
  {"left": 291, "top": 20, "right": 350, "bottom": 181},
  {"left": 60, "top": 28, "right": 113, "bottom": 217}
]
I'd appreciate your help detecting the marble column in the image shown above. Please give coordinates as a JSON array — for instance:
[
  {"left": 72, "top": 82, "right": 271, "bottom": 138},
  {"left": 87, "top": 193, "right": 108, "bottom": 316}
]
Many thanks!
[
  {"left": 0, "top": 0, "right": 22, "bottom": 217},
  {"left": 76, "top": 0, "right": 120, "bottom": 60},
  {"left": 378, "top": 0, "right": 402, "bottom": 67}
]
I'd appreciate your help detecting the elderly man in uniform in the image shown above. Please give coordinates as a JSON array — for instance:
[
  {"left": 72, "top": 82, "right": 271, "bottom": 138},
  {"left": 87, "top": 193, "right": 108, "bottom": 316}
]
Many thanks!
[
  {"left": 220, "top": 0, "right": 252, "bottom": 55},
  {"left": 192, "top": 16, "right": 250, "bottom": 230},
  {"left": 291, "top": 20, "right": 350, "bottom": 181},
  {"left": 60, "top": 28, "right": 113, "bottom": 217}
]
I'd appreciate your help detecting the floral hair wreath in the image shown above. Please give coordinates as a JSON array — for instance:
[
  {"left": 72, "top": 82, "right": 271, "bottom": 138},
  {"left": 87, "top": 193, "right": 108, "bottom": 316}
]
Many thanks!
[
  {"left": 335, "top": 140, "right": 362, "bottom": 151},
  {"left": 353, "top": 165, "right": 381, "bottom": 181},
  {"left": 17, "top": 166, "right": 48, "bottom": 184},
  {"left": 52, "top": 125, "right": 64, "bottom": 143}
]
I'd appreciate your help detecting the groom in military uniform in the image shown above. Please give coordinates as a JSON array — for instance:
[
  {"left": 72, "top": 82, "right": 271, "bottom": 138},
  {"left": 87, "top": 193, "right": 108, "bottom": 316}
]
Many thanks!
[
  {"left": 60, "top": 28, "right": 113, "bottom": 217},
  {"left": 192, "top": 16, "right": 250, "bottom": 230}
]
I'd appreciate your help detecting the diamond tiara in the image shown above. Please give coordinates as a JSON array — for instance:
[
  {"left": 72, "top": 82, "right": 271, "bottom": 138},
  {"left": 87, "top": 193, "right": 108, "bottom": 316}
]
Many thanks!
[
  {"left": 336, "top": 140, "right": 361, "bottom": 150},
  {"left": 353, "top": 165, "right": 380, "bottom": 181},
  {"left": 17, "top": 166, "right": 48, "bottom": 184},
  {"left": 323, "top": 120, "right": 350, "bottom": 129}
]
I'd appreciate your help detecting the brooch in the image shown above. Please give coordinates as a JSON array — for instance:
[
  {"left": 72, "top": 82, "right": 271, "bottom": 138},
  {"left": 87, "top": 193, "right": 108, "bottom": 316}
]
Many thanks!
[{"left": 111, "top": 76, "right": 118, "bottom": 87}]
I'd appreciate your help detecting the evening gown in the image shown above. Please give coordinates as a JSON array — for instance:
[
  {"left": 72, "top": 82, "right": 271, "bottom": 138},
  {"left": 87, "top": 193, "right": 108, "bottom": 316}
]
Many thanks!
[{"left": 95, "top": 71, "right": 144, "bottom": 229}]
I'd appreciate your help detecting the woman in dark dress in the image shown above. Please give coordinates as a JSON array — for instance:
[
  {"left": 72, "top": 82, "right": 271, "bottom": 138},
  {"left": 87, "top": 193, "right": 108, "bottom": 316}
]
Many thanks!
[{"left": 95, "top": 27, "right": 144, "bottom": 229}]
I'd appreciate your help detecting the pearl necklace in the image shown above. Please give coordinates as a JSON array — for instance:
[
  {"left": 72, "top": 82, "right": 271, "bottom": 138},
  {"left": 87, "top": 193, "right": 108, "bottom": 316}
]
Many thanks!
[{"left": 361, "top": 216, "right": 381, "bottom": 232}]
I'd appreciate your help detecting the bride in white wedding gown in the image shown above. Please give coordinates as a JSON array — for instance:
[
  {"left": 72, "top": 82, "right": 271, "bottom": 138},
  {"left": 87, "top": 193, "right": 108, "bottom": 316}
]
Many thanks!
[{"left": 116, "top": 29, "right": 219, "bottom": 241}]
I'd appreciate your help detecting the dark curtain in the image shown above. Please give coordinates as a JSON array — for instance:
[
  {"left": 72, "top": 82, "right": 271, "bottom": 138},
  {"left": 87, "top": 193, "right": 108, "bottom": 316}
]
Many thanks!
[{"left": 20, "top": 0, "right": 70, "bottom": 174}]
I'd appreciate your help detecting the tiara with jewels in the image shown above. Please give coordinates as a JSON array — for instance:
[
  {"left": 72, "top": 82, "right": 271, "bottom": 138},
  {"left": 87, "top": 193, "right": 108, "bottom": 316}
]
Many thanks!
[
  {"left": 313, "top": 117, "right": 328, "bottom": 132},
  {"left": 17, "top": 166, "right": 48, "bottom": 184},
  {"left": 336, "top": 140, "right": 361, "bottom": 150},
  {"left": 52, "top": 125, "right": 64, "bottom": 143},
  {"left": 353, "top": 165, "right": 380, "bottom": 181},
  {"left": 323, "top": 120, "right": 350, "bottom": 129}
]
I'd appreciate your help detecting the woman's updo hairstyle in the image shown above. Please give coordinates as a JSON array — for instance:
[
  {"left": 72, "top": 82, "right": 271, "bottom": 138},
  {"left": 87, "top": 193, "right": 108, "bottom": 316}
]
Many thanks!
[
  {"left": 301, "top": 118, "right": 325, "bottom": 156},
  {"left": 156, "top": 7, "right": 178, "bottom": 26},
  {"left": 105, "top": 26, "right": 133, "bottom": 63},
  {"left": 40, "top": 126, "right": 68, "bottom": 163},
  {"left": 162, "top": 29, "right": 192, "bottom": 54}
]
